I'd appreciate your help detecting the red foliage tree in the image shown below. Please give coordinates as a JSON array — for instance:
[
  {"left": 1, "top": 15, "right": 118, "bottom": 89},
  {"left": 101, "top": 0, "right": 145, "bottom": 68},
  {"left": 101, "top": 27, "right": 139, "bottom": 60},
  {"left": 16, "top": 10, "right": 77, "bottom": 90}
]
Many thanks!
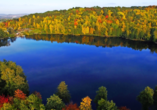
[
  {"left": 14, "top": 89, "right": 26, "bottom": 100},
  {"left": 105, "top": 15, "right": 109, "bottom": 19},
  {"left": 0, "top": 95, "right": 9, "bottom": 108},
  {"left": 118, "top": 106, "right": 130, "bottom": 110},
  {"left": 62, "top": 102, "right": 80, "bottom": 110},
  {"left": 74, "top": 22, "right": 78, "bottom": 26},
  {"left": 3, "top": 22, "right": 8, "bottom": 27}
]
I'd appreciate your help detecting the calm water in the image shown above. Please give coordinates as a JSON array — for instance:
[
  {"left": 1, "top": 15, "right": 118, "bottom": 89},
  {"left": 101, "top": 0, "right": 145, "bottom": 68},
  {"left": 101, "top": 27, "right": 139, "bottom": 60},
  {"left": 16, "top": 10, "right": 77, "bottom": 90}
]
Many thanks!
[{"left": 0, "top": 35, "right": 157, "bottom": 110}]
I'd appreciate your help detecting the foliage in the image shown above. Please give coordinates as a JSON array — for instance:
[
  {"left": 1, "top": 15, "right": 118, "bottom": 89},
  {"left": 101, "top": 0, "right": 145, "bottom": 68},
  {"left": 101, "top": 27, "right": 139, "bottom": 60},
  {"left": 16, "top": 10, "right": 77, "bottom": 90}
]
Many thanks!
[
  {"left": 94, "top": 86, "right": 107, "bottom": 106},
  {"left": 0, "top": 29, "right": 8, "bottom": 38},
  {"left": 56, "top": 81, "right": 71, "bottom": 103},
  {"left": 26, "top": 94, "right": 44, "bottom": 110},
  {"left": 0, "top": 60, "right": 29, "bottom": 96},
  {"left": 46, "top": 94, "right": 65, "bottom": 110},
  {"left": 14, "top": 89, "right": 26, "bottom": 100},
  {"left": 79, "top": 96, "right": 92, "bottom": 110},
  {"left": 0, "top": 103, "right": 14, "bottom": 110},
  {"left": 0, "top": 95, "right": 9, "bottom": 108},
  {"left": 12, "top": 93, "right": 44, "bottom": 110},
  {"left": 62, "top": 102, "right": 80, "bottom": 110},
  {"left": 97, "top": 98, "right": 118, "bottom": 110},
  {"left": 137, "top": 86, "right": 154, "bottom": 110}
]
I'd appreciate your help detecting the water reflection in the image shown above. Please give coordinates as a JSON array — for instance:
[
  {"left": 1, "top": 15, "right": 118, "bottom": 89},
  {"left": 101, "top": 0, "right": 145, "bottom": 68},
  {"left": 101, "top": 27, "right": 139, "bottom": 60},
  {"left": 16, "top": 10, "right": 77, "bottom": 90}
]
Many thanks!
[
  {"left": 26, "top": 34, "right": 157, "bottom": 53},
  {"left": 0, "top": 37, "right": 16, "bottom": 47},
  {"left": 1, "top": 35, "right": 157, "bottom": 53}
]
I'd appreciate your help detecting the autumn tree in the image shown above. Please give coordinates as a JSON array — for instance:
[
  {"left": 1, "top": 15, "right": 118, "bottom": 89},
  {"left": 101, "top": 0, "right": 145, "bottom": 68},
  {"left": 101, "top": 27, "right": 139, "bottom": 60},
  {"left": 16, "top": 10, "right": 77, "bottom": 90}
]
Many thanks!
[
  {"left": 79, "top": 96, "right": 92, "bottom": 110},
  {"left": 14, "top": 89, "right": 26, "bottom": 100}
]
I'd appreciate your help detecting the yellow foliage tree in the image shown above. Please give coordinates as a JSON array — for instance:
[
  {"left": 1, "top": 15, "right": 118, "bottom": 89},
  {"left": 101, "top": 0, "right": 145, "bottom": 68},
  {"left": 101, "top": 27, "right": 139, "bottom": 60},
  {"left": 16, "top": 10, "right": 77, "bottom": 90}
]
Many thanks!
[{"left": 79, "top": 96, "right": 92, "bottom": 110}]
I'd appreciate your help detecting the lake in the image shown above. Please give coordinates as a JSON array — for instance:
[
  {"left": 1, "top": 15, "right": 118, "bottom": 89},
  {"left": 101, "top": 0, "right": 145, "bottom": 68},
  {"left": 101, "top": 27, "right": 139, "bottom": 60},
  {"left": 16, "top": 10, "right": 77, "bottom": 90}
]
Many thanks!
[{"left": 0, "top": 34, "right": 157, "bottom": 110}]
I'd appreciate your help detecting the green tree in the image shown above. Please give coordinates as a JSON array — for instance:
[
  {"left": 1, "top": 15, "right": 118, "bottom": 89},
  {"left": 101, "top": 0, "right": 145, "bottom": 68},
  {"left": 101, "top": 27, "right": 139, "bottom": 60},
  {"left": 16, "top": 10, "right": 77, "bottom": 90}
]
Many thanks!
[
  {"left": 137, "top": 86, "right": 154, "bottom": 110},
  {"left": 56, "top": 81, "right": 71, "bottom": 103},
  {"left": 94, "top": 86, "right": 107, "bottom": 106},
  {"left": 0, "top": 29, "right": 8, "bottom": 38},
  {"left": 97, "top": 98, "right": 118, "bottom": 110},
  {"left": 0, "top": 103, "right": 15, "bottom": 110},
  {"left": 46, "top": 94, "right": 65, "bottom": 110},
  {"left": 8, "top": 27, "right": 14, "bottom": 34},
  {"left": 26, "top": 94, "right": 44, "bottom": 110}
]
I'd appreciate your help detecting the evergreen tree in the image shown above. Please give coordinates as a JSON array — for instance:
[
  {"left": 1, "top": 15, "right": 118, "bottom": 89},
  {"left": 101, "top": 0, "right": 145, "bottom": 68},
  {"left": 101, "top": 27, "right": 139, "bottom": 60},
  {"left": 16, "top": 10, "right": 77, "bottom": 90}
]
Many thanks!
[
  {"left": 56, "top": 81, "right": 71, "bottom": 103},
  {"left": 94, "top": 86, "right": 107, "bottom": 106}
]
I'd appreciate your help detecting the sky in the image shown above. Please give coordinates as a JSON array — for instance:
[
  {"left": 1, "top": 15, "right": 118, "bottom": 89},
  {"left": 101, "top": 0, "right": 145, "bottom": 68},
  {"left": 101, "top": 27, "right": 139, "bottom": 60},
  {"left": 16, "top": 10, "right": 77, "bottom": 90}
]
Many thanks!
[{"left": 0, "top": 0, "right": 157, "bottom": 14}]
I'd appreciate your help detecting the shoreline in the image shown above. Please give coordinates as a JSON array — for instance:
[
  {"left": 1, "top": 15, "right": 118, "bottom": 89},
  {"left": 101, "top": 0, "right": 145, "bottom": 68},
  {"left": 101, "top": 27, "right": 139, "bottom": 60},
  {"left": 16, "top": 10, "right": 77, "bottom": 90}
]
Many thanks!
[
  {"left": 1, "top": 31, "right": 157, "bottom": 44},
  {"left": 22, "top": 32, "right": 157, "bottom": 44}
]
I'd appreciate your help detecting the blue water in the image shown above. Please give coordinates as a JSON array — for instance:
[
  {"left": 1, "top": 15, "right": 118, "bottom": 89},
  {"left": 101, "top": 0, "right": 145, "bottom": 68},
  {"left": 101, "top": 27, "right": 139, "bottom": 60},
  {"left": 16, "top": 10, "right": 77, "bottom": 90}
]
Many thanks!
[{"left": 0, "top": 36, "right": 157, "bottom": 110}]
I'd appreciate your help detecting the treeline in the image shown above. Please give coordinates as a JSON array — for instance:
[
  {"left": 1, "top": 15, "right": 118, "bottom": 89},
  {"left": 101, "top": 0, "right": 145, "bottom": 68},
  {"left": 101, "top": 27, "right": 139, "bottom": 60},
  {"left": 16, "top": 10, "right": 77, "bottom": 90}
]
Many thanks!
[{"left": 0, "top": 6, "right": 157, "bottom": 42}]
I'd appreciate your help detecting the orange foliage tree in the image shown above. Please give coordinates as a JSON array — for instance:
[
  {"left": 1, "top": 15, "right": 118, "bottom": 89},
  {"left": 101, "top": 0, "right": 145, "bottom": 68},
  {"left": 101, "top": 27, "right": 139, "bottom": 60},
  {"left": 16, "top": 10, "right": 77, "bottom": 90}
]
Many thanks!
[{"left": 14, "top": 89, "right": 26, "bottom": 100}]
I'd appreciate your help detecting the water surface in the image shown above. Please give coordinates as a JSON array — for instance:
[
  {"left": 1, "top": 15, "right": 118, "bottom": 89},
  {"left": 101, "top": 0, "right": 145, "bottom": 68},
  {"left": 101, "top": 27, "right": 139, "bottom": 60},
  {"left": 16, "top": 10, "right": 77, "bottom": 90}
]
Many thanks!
[{"left": 0, "top": 35, "right": 157, "bottom": 110}]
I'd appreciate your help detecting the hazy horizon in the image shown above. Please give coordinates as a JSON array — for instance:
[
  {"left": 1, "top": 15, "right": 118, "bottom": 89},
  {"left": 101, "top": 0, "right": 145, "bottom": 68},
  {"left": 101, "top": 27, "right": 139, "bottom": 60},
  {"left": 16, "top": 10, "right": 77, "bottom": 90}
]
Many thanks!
[{"left": 1, "top": 0, "right": 157, "bottom": 14}]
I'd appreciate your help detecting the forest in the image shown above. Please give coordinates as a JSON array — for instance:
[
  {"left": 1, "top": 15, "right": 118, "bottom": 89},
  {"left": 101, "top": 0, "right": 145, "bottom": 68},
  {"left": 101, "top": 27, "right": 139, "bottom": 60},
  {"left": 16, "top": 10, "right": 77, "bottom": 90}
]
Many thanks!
[
  {"left": 0, "top": 6, "right": 157, "bottom": 42},
  {"left": 0, "top": 60, "right": 157, "bottom": 110}
]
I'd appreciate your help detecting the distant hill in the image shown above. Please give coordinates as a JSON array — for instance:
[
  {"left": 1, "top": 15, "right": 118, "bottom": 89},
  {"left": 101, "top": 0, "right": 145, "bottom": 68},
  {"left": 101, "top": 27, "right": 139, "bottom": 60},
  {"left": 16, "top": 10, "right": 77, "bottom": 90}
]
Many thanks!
[{"left": 0, "top": 14, "right": 28, "bottom": 19}]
